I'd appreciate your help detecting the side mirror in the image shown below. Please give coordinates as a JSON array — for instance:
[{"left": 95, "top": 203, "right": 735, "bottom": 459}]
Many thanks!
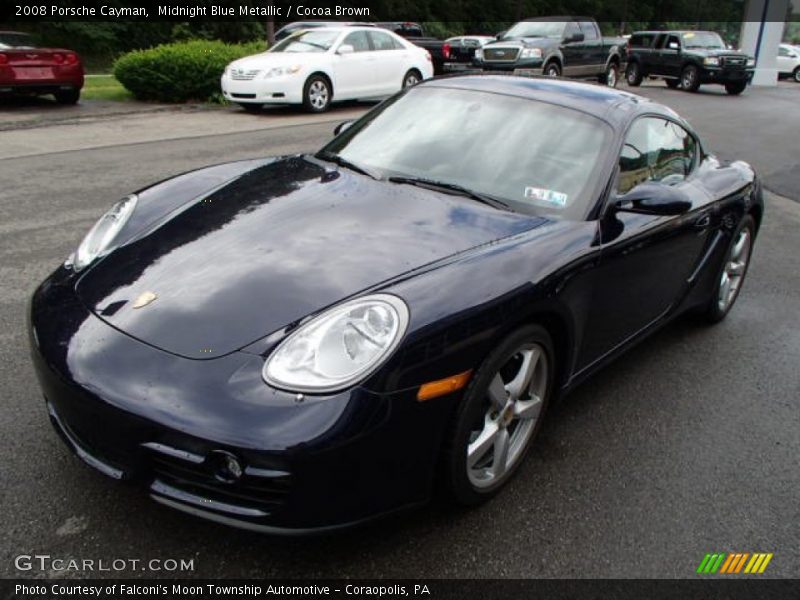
[
  {"left": 614, "top": 182, "right": 692, "bottom": 216},
  {"left": 565, "top": 32, "right": 585, "bottom": 44},
  {"left": 333, "top": 120, "right": 354, "bottom": 136},
  {"left": 667, "top": 42, "right": 680, "bottom": 50},
  {"left": 337, "top": 44, "right": 355, "bottom": 55}
]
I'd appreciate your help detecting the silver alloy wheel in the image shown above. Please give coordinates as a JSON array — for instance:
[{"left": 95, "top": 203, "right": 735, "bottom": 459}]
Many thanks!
[
  {"left": 794, "top": 68, "right": 800, "bottom": 83},
  {"left": 682, "top": 68, "right": 696, "bottom": 89},
  {"left": 546, "top": 64, "right": 560, "bottom": 77},
  {"left": 308, "top": 80, "right": 329, "bottom": 110},
  {"left": 403, "top": 72, "right": 419, "bottom": 88},
  {"left": 717, "top": 228, "right": 752, "bottom": 312},
  {"left": 627, "top": 64, "right": 639, "bottom": 84},
  {"left": 467, "top": 343, "right": 548, "bottom": 489},
  {"left": 607, "top": 65, "right": 618, "bottom": 86}
]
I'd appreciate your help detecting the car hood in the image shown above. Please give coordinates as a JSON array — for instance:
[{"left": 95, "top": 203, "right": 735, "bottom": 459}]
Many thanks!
[
  {"left": 486, "top": 37, "right": 553, "bottom": 48},
  {"left": 76, "top": 156, "right": 546, "bottom": 359},
  {"left": 688, "top": 48, "right": 750, "bottom": 58},
  {"left": 228, "top": 52, "right": 321, "bottom": 70}
]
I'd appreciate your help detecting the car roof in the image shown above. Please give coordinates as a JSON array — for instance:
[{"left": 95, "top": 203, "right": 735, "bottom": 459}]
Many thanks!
[{"left": 421, "top": 74, "right": 679, "bottom": 128}]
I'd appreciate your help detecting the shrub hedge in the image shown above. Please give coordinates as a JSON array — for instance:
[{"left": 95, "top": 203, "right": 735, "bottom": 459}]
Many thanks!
[{"left": 113, "top": 40, "right": 265, "bottom": 103}]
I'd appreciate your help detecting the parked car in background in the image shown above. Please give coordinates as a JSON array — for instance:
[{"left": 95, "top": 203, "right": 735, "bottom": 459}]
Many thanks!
[
  {"left": 475, "top": 17, "right": 626, "bottom": 87},
  {"left": 777, "top": 43, "right": 800, "bottom": 82},
  {"left": 0, "top": 31, "right": 84, "bottom": 104},
  {"left": 375, "top": 22, "right": 447, "bottom": 75},
  {"left": 625, "top": 30, "right": 754, "bottom": 94},
  {"left": 442, "top": 36, "right": 494, "bottom": 72},
  {"left": 274, "top": 21, "right": 373, "bottom": 42},
  {"left": 221, "top": 26, "right": 432, "bottom": 113}
]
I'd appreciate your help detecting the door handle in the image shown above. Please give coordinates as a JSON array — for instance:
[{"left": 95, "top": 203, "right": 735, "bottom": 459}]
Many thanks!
[{"left": 694, "top": 214, "right": 711, "bottom": 230}]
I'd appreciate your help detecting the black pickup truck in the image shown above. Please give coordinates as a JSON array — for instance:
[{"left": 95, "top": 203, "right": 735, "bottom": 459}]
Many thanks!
[
  {"left": 625, "top": 30, "right": 754, "bottom": 95},
  {"left": 475, "top": 17, "right": 626, "bottom": 86}
]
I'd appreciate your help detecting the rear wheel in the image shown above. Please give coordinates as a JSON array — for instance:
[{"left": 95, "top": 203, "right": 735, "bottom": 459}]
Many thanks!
[
  {"left": 544, "top": 62, "right": 561, "bottom": 77},
  {"left": 302, "top": 75, "right": 331, "bottom": 113},
  {"left": 704, "top": 215, "right": 755, "bottom": 323},
  {"left": 665, "top": 79, "right": 681, "bottom": 89},
  {"left": 625, "top": 62, "right": 643, "bottom": 86},
  {"left": 402, "top": 69, "right": 421, "bottom": 89},
  {"left": 600, "top": 62, "right": 619, "bottom": 87},
  {"left": 794, "top": 67, "right": 800, "bottom": 83},
  {"left": 681, "top": 64, "right": 700, "bottom": 92},
  {"left": 239, "top": 103, "right": 263, "bottom": 113},
  {"left": 443, "top": 325, "right": 555, "bottom": 506},
  {"left": 54, "top": 89, "right": 80, "bottom": 105},
  {"left": 725, "top": 81, "right": 747, "bottom": 95}
]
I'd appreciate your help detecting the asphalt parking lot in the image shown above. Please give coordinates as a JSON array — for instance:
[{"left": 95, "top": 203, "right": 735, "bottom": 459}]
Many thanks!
[{"left": 1, "top": 80, "right": 798, "bottom": 579}]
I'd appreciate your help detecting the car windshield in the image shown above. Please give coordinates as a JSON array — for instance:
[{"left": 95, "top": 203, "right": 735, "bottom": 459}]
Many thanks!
[
  {"left": 0, "top": 32, "right": 36, "bottom": 48},
  {"left": 682, "top": 32, "right": 725, "bottom": 49},
  {"left": 503, "top": 21, "right": 566, "bottom": 39},
  {"left": 321, "top": 86, "right": 612, "bottom": 219},
  {"left": 270, "top": 30, "right": 339, "bottom": 53}
]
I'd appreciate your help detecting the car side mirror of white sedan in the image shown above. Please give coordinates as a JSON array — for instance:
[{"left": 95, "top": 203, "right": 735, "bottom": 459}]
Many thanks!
[{"left": 337, "top": 44, "right": 355, "bottom": 55}]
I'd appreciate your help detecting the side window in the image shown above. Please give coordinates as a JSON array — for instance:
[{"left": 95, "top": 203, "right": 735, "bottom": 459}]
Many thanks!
[
  {"left": 631, "top": 34, "right": 654, "bottom": 48},
  {"left": 342, "top": 31, "right": 371, "bottom": 52},
  {"left": 369, "top": 31, "right": 401, "bottom": 51},
  {"left": 666, "top": 35, "right": 681, "bottom": 50},
  {"left": 579, "top": 21, "right": 599, "bottom": 40},
  {"left": 565, "top": 22, "right": 581, "bottom": 40},
  {"left": 617, "top": 118, "right": 697, "bottom": 194},
  {"left": 779, "top": 46, "right": 789, "bottom": 57}
]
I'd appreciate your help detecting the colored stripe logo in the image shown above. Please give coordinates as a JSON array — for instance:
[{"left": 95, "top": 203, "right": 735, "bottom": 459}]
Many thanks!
[{"left": 697, "top": 552, "right": 773, "bottom": 574}]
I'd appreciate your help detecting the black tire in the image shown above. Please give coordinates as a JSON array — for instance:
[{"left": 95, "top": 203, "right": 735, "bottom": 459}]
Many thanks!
[
  {"left": 302, "top": 74, "right": 331, "bottom": 113},
  {"left": 724, "top": 81, "right": 747, "bottom": 95},
  {"left": 239, "top": 103, "right": 263, "bottom": 113},
  {"left": 625, "top": 61, "right": 643, "bottom": 86},
  {"left": 54, "top": 89, "right": 80, "bottom": 105},
  {"left": 704, "top": 215, "right": 755, "bottom": 324},
  {"left": 442, "top": 325, "right": 555, "bottom": 506},
  {"left": 681, "top": 64, "right": 701, "bottom": 92},
  {"left": 665, "top": 79, "right": 681, "bottom": 89},
  {"left": 402, "top": 69, "right": 421, "bottom": 89},
  {"left": 600, "top": 62, "right": 619, "bottom": 87},
  {"left": 794, "top": 67, "right": 800, "bottom": 83},
  {"left": 543, "top": 61, "right": 561, "bottom": 77}
]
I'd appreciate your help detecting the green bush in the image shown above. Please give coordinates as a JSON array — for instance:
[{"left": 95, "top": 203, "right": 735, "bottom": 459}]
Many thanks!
[{"left": 113, "top": 40, "right": 265, "bottom": 103}]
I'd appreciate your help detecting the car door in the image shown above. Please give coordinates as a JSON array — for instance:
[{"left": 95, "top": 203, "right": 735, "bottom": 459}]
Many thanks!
[
  {"left": 561, "top": 21, "right": 586, "bottom": 76},
  {"left": 579, "top": 21, "right": 603, "bottom": 76},
  {"left": 661, "top": 34, "right": 683, "bottom": 78},
  {"left": 777, "top": 45, "right": 796, "bottom": 74},
  {"left": 367, "top": 30, "right": 406, "bottom": 94},
  {"left": 576, "top": 116, "right": 712, "bottom": 371},
  {"left": 331, "top": 30, "right": 375, "bottom": 99}
]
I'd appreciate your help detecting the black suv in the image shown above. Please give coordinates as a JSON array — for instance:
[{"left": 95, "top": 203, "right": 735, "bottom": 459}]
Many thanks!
[{"left": 625, "top": 30, "right": 754, "bottom": 95}]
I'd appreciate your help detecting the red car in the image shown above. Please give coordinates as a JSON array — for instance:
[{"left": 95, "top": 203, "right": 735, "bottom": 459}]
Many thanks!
[{"left": 0, "top": 31, "right": 84, "bottom": 104}]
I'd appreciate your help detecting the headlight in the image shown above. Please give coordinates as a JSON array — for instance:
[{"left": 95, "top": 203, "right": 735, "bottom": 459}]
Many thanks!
[
  {"left": 747, "top": 57, "right": 756, "bottom": 67},
  {"left": 70, "top": 194, "right": 137, "bottom": 271},
  {"left": 520, "top": 48, "right": 543, "bottom": 59},
  {"left": 704, "top": 57, "right": 720, "bottom": 66},
  {"left": 263, "top": 294, "right": 409, "bottom": 393},
  {"left": 263, "top": 65, "right": 301, "bottom": 78}
]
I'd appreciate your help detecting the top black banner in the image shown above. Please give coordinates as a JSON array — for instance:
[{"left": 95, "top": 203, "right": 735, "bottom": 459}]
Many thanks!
[{"left": 1, "top": 0, "right": 797, "bottom": 23}]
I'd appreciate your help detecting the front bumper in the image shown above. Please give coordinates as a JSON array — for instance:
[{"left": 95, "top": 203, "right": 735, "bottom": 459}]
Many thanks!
[
  {"left": 478, "top": 58, "right": 544, "bottom": 73},
  {"left": 29, "top": 268, "right": 455, "bottom": 533},
  {"left": 699, "top": 67, "right": 754, "bottom": 84},
  {"left": 220, "top": 74, "right": 303, "bottom": 105}
]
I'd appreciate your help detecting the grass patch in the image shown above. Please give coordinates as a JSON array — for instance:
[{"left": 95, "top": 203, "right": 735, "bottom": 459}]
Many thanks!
[{"left": 81, "top": 75, "right": 133, "bottom": 102}]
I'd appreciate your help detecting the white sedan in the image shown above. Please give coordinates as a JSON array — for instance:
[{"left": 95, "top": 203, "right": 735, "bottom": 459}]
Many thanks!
[
  {"left": 777, "top": 43, "right": 800, "bottom": 82},
  {"left": 221, "top": 26, "right": 433, "bottom": 113}
]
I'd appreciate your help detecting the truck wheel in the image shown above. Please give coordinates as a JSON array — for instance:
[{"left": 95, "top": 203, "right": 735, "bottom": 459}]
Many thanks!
[
  {"left": 681, "top": 65, "right": 700, "bottom": 92},
  {"left": 600, "top": 63, "right": 619, "bottom": 87},
  {"left": 54, "top": 89, "right": 80, "bottom": 105},
  {"left": 725, "top": 81, "right": 747, "bottom": 95},
  {"left": 793, "top": 67, "right": 800, "bottom": 83},
  {"left": 625, "top": 62, "right": 643, "bottom": 86},
  {"left": 666, "top": 79, "right": 681, "bottom": 89},
  {"left": 544, "top": 62, "right": 561, "bottom": 77}
]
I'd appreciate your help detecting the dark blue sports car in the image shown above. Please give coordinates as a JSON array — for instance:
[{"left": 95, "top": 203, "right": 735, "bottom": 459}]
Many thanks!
[{"left": 29, "top": 76, "right": 762, "bottom": 533}]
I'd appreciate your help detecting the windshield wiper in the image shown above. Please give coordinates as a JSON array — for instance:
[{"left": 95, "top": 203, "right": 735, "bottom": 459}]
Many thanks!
[
  {"left": 388, "top": 176, "right": 512, "bottom": 211},
  {"left": 316, "top": 151, "right": 379, "bottom": 180}
]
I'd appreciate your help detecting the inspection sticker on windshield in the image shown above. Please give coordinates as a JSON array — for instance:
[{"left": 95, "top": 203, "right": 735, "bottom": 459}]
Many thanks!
[{"left": 525, "top": 187, "right": 568, "bottom": 207}]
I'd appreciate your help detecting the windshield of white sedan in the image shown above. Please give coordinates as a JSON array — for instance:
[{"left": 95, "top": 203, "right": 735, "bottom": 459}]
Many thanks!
[
  {"left": 322, "top": 87, "right": 611, "bottom": 219},
  {"left": 503, "top": 21, "right": 566, "bottom": 39},
  {"left": 270, "top": 30, "right": 339, "bottom": 53}
]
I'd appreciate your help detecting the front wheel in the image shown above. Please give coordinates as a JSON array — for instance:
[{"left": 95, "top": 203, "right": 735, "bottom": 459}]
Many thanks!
[
  {"left": 794, "top": 67, "right": 800, "bottom": 83},
  {"left": 681, "top": 64, "right": 701, "bottom": 92},
  {"left": 600, "top": 63, "right": 619, "bottom": 87},
  {"left": 625, "top": 62, "right": 643, "bottom": 86},
  {"left": 302, "top": 75, "right": 331, "bottom": 113},
  {"left": 725, "top": 81, "right": 747, "bottom": 95},
  {"left": 704, "top": 215, "right": 755, "bottom": 323},
  {"left": 442, "top": 325, "right": 555, "bottom": 506},
  {"left": 402, "top": 69, "right": 421, "bottom": 89},
  {"left": 544, "top": 62, "right": 561, "bottom": 77},
  {"left": 54, "top": 89, "right": 80, "bottom": 105}
]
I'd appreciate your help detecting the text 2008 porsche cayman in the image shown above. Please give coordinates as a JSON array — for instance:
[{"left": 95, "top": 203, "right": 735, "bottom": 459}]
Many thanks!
[
  {"left": 221, "top": 26, "right": 433, "bottom": 113},
  {"left": 30, "top": 76, "right": 762, "bottom": 533}
]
